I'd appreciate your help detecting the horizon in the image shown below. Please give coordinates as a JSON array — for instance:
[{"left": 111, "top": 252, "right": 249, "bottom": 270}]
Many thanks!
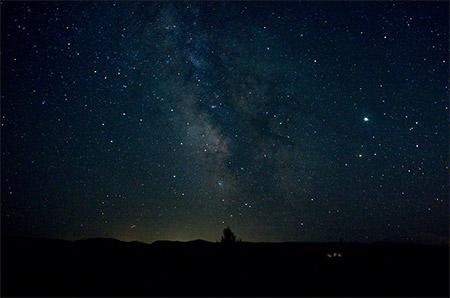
[{"left": 4, "top": 233, "right": 449, "bottom": 246}]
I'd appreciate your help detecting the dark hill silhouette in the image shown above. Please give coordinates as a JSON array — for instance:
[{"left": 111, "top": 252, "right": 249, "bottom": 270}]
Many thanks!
[{"left": 1, "top": 236, "right": 448, "bottom": 296}]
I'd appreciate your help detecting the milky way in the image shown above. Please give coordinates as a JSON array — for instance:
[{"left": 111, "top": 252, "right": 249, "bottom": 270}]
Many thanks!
[{"left": 2, "top": 2, "right": 448, "bottom": 243}]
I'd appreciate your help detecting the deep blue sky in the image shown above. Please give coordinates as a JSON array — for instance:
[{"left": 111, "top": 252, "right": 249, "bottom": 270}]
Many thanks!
[{"left": 2, "top": 1, "right": 448, "bottom": 244}]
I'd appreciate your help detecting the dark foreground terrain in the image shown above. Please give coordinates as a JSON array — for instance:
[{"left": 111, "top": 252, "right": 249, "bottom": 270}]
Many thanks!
[{"left": 2, "top": 236, "right": 448, "bottom": 296}]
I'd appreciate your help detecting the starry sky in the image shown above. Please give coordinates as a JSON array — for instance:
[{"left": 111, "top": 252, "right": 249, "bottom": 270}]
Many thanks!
[{"left": 2, "top": 1, "right": 448, "bottom": 244}]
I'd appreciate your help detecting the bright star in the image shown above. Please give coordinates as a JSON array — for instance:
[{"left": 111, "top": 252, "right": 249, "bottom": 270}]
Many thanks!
[{"left": 363, "top": 117, "right": 369, "bottom": 122}]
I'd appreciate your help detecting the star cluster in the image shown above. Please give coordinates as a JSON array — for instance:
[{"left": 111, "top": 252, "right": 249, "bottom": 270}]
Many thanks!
[{"left": 2, "top": 2, "right": 448, "bottom": 244}]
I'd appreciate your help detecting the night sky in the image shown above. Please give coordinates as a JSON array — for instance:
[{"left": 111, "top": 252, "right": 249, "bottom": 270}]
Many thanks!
[{"left": 2, "top": 1, "right": 448, "bottom": 244}]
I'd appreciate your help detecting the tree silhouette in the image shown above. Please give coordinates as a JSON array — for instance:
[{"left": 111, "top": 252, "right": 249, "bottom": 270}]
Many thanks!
[{"left": 221, "top": 226, "right": 237, "bottom": 243}]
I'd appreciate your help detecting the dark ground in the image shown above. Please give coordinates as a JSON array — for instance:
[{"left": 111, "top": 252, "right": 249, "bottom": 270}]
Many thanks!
[{"left": 1, "top": 236, "right": 448, "bottom": 297}]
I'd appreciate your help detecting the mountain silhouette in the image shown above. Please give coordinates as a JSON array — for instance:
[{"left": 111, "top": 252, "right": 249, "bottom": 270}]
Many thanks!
[{"left": 2, "top": 236, "right": 448, "bottom": 296}]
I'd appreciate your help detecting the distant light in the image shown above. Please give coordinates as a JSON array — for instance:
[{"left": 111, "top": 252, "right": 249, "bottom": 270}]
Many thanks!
[
  {"left": 327, "top": 252, "right": 343, "bottom": 258},
  {"left": 363, "top": 117, "right": 369, "bottom": 122}
]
